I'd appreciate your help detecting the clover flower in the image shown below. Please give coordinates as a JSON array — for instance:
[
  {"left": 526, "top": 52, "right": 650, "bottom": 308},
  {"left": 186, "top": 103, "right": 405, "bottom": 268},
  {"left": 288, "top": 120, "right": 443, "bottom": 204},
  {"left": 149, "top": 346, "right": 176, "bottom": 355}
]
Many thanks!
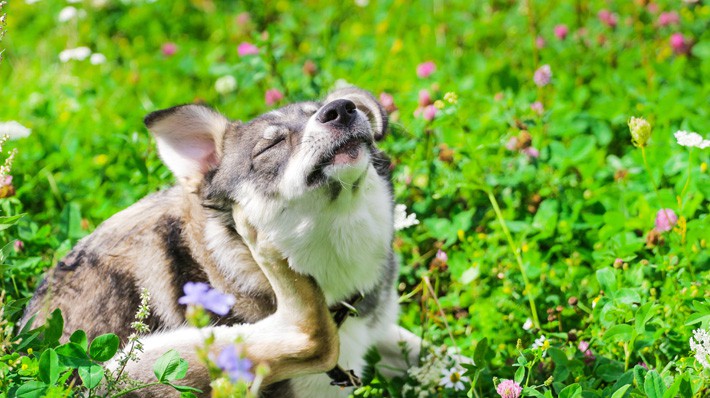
[
  {"left": 0, "top": 121, "right": 31, "bottom": 140},
  {"left": 379, "top": 92, "right": 396, "bottom": 113},
  {"left": 598, "top": 9, "right": 618, "bottom": 28},
  {"left": 216, "top": 345, "right": 254, "bottom": 383},
  {"left": 522, "top": 147, "right": 539, "bottom": 159},
  {"left": 59, "top": 46, "right": 91, "bottom": 62},
  {"left": 215, "top": 75, "right": 237, "bottom": 94},
  {"left": 578, "top": 340, "right": 595, "bottom": 359},
  {"left": 496, "top": 379, "right": 522, "bottom": 398},
  {"left": 654, "top": 208, "right": 678, "bottom": 233},
  {"left": 522, "top": 318, "right": 533, "bottom": 331},
  {"left": 535, "top": 36, "right": 545, "bottom": 49},
  {"left": 265, "top": 89, "right": 284, "bottom": 106},
  {"left": 436, "top": 249, "right": 448, "bottom": 264},
  {"left": 658, "top": 11, "right": 680, "bottom": 27},
  {"left": 418, "top": 89, "right": 432, "bottom": 107},
  {"left": 628, "top": 116, "right": 651, "bottom": 147},
  {"left": 162, "top": 42, "right": 177, "bottom": 57},
  {"left": 178, "top": 282, "right": 235, "bottom": 316},
  {"left": 394, "top": 204, "right": 419, "bottom": 230},
  {"left": 533, "top": 65, "right": 552, "bottom": 87},
  {"left": 416, "top": 61, "right": 436, "bottom": 78},
  {"left": 58, "top": 6, "right": 78, "bottom": 22},
  {"left": 554, "top": 24, "right": 568, "bottom": 40},
  {"left": 670, "top": 33, "right": 690, "bottom": 55},
  {"left": 90, "top": 53, "right": 106, "bottom": 65},
  {"left": 237, "top": 42, "right": 259, "bottom": 56},
  {"left": 675, "top": 130, "right": 710, "bottom": 148},
  {"left": 440, "top": 364, "right": 469, "bottom": 391},
  {"left": 690, "top": 328, "right": 710, "bottom": 369},
  {"left": 530, "top": 101, "right": 544, "bottom": 115},
  {"left": 423, "top": 105, "right": 437, "bottom": 121}
]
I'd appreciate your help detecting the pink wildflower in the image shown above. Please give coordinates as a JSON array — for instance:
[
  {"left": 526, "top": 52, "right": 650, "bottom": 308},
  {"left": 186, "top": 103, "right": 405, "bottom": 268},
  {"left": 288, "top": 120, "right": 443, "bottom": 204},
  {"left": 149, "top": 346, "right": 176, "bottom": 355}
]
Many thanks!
[
  {"left": 236, "top": 12, "right": 251, "bottom": 26},
  {"left": 435, "top": 249, "right": 448, "bottom": 264},
  {"left": 379, "top": 92, "right": 396, "bottom": 113},
  {"left": 535, "top": 36, "right": 546, "bottom": 49},
  {"left": 416, "top": 61, "right": 436, "bottom": 78},
  {"left": 638, "top": 362, "right": 649, "bottom": 369},
  {"left": 533, "top": 64, "right": 552, "bottom": 87},
  {"left": 161, "top": 42, "right": 177, "bottom": 57},
  {"left": 522, "top": 147, "right": 539, "bottom": 159},
  {"left": 496, "top": 379, "right": 522, "bottom": 398},
  {"left": 647, "top": 3, "right": 659, "bottom": 14},
  {"left": 505, "top": 137, "right": 518, "bottom": 151},
  {"left": 264, "top": 89, "right": 284, "bottom": 106},
  {"left": 423, "top": 105, "right": 437, "bottom": 121},
  {"left": 418, "top": 89, "right": 432, "bottom": 107},
  {"left": 670, "top": 33, "right": 690, "bottom": 55},
  {"left": 578, "top": 340, "right": 595, "bottom": 359},
  {"left": 554, "top": 24, "right": 569, "bottom": 40},
  {"left": 654, "top": 209, "right": 678, "bottom": 233},
  {"left": 614, "top": 258, "right": 623, "bottom": 267},
  {"left": 530, "top": 101, "right": 544, "bottom": 115},
  {"left": 13, "top": 240, "right": 24, "bottom": 252},
  {"left": 237, "top": 42, "right": 259, "bottom": 56},
  {"left": 658, "top": 11, "right": 679, "bottom": 27},
  {"left": 598, "top": 9, "right": 618, "bottom": 28}
]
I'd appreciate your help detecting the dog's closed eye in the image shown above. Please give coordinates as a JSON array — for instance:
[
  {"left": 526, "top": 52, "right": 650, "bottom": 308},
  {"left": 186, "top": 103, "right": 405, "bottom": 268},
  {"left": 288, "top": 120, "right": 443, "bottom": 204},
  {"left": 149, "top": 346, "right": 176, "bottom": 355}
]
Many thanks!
[{"left": 253, "top": 135, "right": 287, "bottom": 158}]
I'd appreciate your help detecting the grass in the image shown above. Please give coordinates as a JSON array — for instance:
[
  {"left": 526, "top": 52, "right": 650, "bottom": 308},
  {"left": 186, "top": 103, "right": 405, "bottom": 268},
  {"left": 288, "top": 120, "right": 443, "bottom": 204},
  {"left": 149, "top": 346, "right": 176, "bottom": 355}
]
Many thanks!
[{"left": 1, "top": 0, "right": 710, "bottom": 397}]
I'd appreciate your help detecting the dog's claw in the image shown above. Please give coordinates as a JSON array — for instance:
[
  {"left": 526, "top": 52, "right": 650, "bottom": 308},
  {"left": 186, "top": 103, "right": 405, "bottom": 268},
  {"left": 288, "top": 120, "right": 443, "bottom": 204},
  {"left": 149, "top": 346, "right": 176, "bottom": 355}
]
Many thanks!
[{"left": 326, "top": 365, "right": 362, "bottom": 387}]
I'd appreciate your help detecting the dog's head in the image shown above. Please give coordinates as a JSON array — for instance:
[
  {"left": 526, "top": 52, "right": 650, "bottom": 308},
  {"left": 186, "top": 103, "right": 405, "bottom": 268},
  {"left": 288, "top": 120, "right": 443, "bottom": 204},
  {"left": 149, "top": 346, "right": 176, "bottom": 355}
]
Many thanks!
[{"left": 145, "top": 86, "right": 392, "bottom": 227}]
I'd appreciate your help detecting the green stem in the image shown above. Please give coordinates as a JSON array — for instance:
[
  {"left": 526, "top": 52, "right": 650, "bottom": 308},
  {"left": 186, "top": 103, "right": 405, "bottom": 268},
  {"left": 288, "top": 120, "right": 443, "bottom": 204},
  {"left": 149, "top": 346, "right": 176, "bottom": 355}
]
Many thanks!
[
  {"left": 679, "top": 149, "right": 693, "bottom": 212},
  {"left": 110, "top": 382, "right": 163, "bottom": 398},
  {"left": 487, "top": 190, "right": 541, "bottom": 329}
]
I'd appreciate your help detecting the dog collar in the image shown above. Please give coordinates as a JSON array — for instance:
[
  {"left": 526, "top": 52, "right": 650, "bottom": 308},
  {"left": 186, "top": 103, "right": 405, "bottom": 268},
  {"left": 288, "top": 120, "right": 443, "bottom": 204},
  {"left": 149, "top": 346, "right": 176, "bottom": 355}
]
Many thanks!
[{"left": 325, "top": 292, "right": 365, "bottom": 388}]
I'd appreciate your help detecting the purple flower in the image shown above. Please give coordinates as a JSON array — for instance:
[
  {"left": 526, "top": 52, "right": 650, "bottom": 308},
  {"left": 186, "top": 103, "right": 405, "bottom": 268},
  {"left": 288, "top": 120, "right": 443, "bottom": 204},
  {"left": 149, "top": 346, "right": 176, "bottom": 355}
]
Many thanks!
[
  {"left": 216, "top": 345, "right": 254, "bottom": 383},
  {"left": 416, "top": 61, "right": 436, "bottom": 78},
  {"left": 530, "top": 101, "right": 544, "bottom": 115},
  {"left": 598, "top": 10, "right": 618, "bottom": 28},
  {"left": 654, "top": 209, "right": 678, "bottom": 233},
  {"left": 535, "top": 36, "right": 546, "bottom": 49},
  {"left": 522, "top": 147, "right": 539, "bottom": 159},
  {"left": 237, "top": 42, "right": 259, "bottom": 56},
  {"left": 670, "top": 33, "right": 690, "bottom": 55},
  {"left": 554, "top": 24, "right": 569, "bottom": 40},
  {"left": 265, "top": 89, "right": 284, "bottom": 106},
  {"left": 658, "top": 11, "right": 679, "bottom": 27},
  {"left": 418, "top": 89, "right": 432, "bottom": 107},
  {"left": 423, "top": 105, "right": 437, "bottom": 121},
  {"left": 496, "top": 379, "right": 522, "bottom": 398},
  {"left": 533, "top": 64, "right": 552, "bottom": 87},
  {"left": 436, "top": 249, "right": 448, "bottom": 263},
  {"left": 161, "top": 42, "right": 177, "bottom": 57},
  {"left": 179, "top": 282, "right": 236, "bottom": 316},
  {"left": 13, "top": 239, "right": 24, "bottom": 252}
]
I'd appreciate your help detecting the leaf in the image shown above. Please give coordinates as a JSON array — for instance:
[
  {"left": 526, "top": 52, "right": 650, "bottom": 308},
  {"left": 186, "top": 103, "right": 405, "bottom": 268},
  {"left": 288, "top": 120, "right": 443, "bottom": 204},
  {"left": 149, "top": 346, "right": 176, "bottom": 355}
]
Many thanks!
[
  {"left": 56, "top": 342, "right": 91, "bottom": 368},
  {"left": 603, "top": 324, "right": 633, "bottom": 342},
  {"left": 473, "top": 337, "right": 488, "bottom": 367},
  {"left": 635, "top": 302, "right": 656, "bottom": 334},
  {"left": 558, "top": 383, "right": 582, "bottom": 398},
  {"left": 58, "top": 202, "right": 85, "bottom": 240},
  {"left": 168, "top": 383, "right": 202, "bottom": 393},
  {"left": 514, "top": 365, "right": 525, "bottom": 384},
  {"left": 38, "top": 348, "right": 59, "bottom": 385},
  {"left": 0, "top": 213, "right": 25, "bottom": 231},
  {"left": 153, "top": 349, "right": 189, "bottom": 383},
  {"left": 532, "top": 199, "right": 559, "bottom": 238},
  {"left": 644, "top": 370, "right": 667, "bottom": 398},
  {"left": 611, "top": 384, "right": 631, "bottom": 398},
  {"left": 15, "top": 381, "right": 48, "bottom": 398},
  {"left": 78, "top": 363, "right": 105, "bottom": 389},
  {"left": 70, "top": 330, "right": 88, "bottom": 351},
  {"left": 596, "top": 268, "right": 617, "bottom": 293},
  {"left": 89, "top": 333, "right": 120, "bottom": 362},
  {"left": 43, "top": 309, "right": 64, "bottom": 346}
]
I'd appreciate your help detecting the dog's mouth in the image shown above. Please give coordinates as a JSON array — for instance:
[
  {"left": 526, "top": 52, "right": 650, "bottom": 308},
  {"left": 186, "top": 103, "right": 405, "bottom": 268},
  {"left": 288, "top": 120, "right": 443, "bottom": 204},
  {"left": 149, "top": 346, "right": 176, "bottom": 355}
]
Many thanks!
[{"left": 306, "top": 136, "right": 371, "bottom": 186}]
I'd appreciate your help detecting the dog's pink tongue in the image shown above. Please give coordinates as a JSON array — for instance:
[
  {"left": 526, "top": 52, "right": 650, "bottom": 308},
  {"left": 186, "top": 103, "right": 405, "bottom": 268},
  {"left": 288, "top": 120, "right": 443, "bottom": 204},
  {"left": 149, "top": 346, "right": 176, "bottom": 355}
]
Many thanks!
[{"left": 333, "top": 142, "right": 361, "bottom": 165}]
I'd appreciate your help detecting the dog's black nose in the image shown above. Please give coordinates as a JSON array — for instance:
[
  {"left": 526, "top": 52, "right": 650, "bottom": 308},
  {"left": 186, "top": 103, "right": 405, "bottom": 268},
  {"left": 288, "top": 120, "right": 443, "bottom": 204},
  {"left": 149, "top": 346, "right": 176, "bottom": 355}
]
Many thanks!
[{"left": 317, "top": 99, "right": 357, "bottom": 128}]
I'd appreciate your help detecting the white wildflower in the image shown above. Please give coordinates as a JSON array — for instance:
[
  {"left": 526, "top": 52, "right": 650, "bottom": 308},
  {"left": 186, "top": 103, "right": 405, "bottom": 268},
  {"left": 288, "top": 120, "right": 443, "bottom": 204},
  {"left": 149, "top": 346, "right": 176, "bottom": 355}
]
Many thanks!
[
  {"left": 354, "top": 0, "right": 369, "bottom": 6},
  {"left": 90, "top": 53, "right": 106, "bottom": 65},
  {"left": 394, "top": 203, "right": 419, "bottom": 231},
  {"left": 66, "top": 0, "right": 82, "bottom": 3},
  {"left": 0, "top": 121, "right": 31, "bottom": 140},
  {"left": 215, "top": 75, "right": 237, "bottom": 94},
  {"left": 522, "top": 318, "right": 533, "bottom": 331},
  {"left": 440, "top": 364, "right": 470, "bottom": 391},
  {"left": 59, "top": 46, "right": 91, "bottom": 62},
  {"left": 675, "top": 130, "right": 710, "bottom": 149},
  {"left": 690, "top": 328, "right": 710, "bottom": 369},
  {"left": 532, "top": 334, "right": 548, "bottom": 350},
  {"left": 58, "top": 6, "right": 78, "bottom": 22},
  {"left": 25, "top": 0, "right": 41, "bottom": 4}
]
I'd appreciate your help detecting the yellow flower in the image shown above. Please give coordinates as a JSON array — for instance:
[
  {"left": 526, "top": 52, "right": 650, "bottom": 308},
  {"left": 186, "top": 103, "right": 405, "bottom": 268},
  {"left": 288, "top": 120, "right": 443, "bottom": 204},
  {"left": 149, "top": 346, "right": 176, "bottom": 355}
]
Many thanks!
[{"left": 444, "top": 92, "right": 458, "bottom": 104}]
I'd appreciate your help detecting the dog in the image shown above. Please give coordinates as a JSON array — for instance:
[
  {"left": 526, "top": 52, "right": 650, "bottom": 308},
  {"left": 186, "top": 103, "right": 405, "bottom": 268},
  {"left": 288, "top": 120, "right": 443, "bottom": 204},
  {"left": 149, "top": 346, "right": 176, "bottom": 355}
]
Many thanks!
[{"left": 21, "top": 86, "right": 421, "bottom": 397}]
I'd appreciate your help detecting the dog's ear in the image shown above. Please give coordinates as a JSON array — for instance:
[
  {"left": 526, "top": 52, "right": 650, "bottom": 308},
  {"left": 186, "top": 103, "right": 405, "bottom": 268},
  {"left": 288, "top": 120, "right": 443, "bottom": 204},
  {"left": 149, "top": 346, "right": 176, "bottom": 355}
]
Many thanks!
[
  {"left": 145, "top": 104, "right": 229, "bottom": 189},
  {"left": 325, "top": 87, "right": 388, "bottom": 140}
]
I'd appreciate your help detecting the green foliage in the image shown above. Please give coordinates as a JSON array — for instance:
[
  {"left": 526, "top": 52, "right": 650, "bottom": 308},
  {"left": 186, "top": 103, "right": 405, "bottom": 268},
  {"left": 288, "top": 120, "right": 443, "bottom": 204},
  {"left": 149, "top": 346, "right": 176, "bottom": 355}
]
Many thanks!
[{"left": 1, "top": 0, "right": 709, "bottom": 397}]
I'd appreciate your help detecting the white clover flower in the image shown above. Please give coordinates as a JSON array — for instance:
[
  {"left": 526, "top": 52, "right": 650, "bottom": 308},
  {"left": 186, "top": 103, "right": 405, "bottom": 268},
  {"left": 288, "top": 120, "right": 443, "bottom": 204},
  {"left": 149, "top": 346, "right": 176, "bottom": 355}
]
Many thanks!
[
  {"left": 90, "top": 53, "right": 106, "bottom": 65},
  {"left": 690, "top": 328, "right": 710, "bottom": 369},
  {"left": 59, "top": 46, "right": 91, "bottom": 62},
  {"left": 0, "top": 121, "right": 31, "bottom": 140},
  {"left": 532, "top": 334, "right": 547, "bottom": 349},
  {"left": 675, "top": 130, "right": 709, "bottom": 148},
  {"left": 522, "top": 318, "right": 533, "bottom": 331},
  {"left": 215, "top": 75, "right": 237, "bottom": 94},
  {"left": 25, "top": 0, "right": 41, "bottom": 4},
  {"left": 394, "top": 204, "right": 419, "bottom": 231},
  {"left": 440, "top": 365, "right": 470, "bottom": 391},
  {"left": 58, "top": 6, "right": 78, "bottom": 22}
]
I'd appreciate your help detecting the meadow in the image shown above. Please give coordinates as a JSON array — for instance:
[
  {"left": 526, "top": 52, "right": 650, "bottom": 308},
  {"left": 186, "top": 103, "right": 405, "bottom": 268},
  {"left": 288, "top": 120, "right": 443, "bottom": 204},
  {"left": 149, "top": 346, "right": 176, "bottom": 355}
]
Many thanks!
[{"left": 1, "top": 0, "right": 709, "bottom": 397}]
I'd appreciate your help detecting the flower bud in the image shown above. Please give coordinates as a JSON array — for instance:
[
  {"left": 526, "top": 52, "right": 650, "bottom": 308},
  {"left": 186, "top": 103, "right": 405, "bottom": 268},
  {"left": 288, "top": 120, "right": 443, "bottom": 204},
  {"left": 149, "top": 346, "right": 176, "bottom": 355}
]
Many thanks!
[{"left": 628, "top": 116, "right": 651, "bottom": 147}]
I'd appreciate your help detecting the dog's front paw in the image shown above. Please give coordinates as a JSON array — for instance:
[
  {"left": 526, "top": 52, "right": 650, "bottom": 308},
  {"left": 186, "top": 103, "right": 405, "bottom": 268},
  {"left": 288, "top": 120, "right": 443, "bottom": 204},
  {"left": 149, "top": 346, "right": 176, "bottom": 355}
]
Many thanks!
[{"left": 232, "top": 205, "right": 283, "bottom": 262}]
